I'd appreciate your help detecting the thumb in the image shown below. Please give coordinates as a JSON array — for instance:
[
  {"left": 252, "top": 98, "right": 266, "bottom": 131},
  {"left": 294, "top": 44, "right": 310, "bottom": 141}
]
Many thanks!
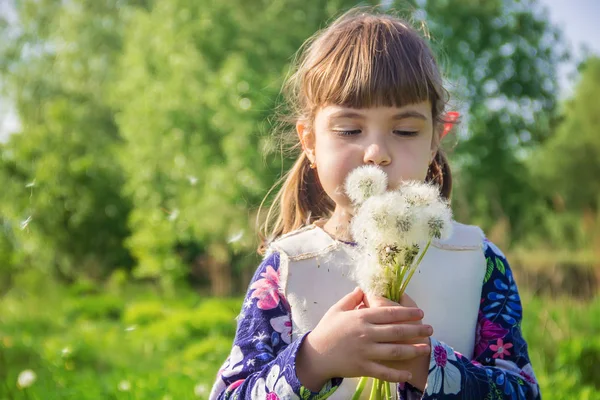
[{"left": 334, "top": 287, "right": 364, "bottom": 312}]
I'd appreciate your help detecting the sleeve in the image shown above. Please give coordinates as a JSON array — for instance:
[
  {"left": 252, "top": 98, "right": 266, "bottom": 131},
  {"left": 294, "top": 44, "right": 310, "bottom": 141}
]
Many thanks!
[
  {"left": 406, "top": 239, "right": 541, "bottom": 400},
  {"left": 209, "top": 250, "right": 342, "bottom": 400}
]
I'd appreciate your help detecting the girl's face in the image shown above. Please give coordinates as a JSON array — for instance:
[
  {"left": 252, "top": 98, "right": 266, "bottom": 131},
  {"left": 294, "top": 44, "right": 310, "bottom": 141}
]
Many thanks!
[{"left": 298, "top": 102, "right": 437, "bottom": 214}]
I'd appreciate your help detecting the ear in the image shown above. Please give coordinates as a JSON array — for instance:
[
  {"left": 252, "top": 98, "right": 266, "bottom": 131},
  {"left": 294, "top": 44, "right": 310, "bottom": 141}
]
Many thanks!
[{"left": 296, "top": 120, "right": 316, "bottom": 164}]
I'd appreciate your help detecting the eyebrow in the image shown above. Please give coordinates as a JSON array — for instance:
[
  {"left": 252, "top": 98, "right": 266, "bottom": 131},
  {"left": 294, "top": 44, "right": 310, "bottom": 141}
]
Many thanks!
[{"left": 328, "top": 110, "right": 428, "bottom": 121}]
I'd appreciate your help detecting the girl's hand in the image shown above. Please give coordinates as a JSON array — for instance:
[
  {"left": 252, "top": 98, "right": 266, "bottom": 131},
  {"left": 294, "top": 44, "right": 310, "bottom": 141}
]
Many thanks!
[
  {"left": 365, "top": 293, "right": 432, "bottom": 392},
  {"left": 296, "top": 287, "right": 432, "bottom": 391}
]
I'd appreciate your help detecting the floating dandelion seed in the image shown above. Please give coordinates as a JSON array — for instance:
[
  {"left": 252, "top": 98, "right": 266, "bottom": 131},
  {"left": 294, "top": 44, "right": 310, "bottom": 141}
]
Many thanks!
[
  {"left": 125, "top": 325, "right": 136, "bottom": 332},
  {"left": 17, "top": 369, "right": 36, "bottom": 389},
  {"left": 167, "top": 209, "right": 179, "bottom": 221},
  {"left": 26, "top": 179, "right": 35, "bottom": 199},
  {"left": 20, "top": 216, "right": 32, "bottom": 230},
  {"left": 194, "top": 383, "right": 208, "bottom": 397},
  {"left": 227, "top": 230, "right": 244, "bottom": 244},
  {"left": 188, "top": 176, "right": 198, "bottom": 185}
]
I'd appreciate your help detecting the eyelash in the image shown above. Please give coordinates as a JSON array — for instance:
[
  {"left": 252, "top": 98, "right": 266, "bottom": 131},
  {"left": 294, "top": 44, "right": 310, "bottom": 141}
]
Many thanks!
[{"left": 335, "top": 130, "right": 419, "bottom": 137}]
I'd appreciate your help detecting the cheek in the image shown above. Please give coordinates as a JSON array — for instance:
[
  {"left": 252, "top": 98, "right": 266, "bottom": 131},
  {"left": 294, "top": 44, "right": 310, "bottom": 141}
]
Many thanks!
[
  {"left": 389, "top": 144, "right": 432, "bottom": 185},
  {"left": 314, "top": 143, "right": 358, "bottom": 204}
]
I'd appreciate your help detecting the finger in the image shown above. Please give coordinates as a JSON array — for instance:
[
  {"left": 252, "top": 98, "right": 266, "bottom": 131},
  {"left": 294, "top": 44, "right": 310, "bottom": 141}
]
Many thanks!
[
  {"left": 333, "top": 287, "right": 364, "bottom": 312},
  {"left": 399, "top": 293, "right": 418, "bottom": 308},
  {"left": 364, "top": 294, "right": 399, "bottom": 308},
  {"left": 360, "top": 306, "right": 424, "bottom": 324},
  {"left": 369, "top": 342, "right": 431, "bottom": 361},
  {"left": 369, "top": 324, "right": 433, "bottom": 342},
  {"left": 363, "top": 361, "right": 413, "bottom": 383}
]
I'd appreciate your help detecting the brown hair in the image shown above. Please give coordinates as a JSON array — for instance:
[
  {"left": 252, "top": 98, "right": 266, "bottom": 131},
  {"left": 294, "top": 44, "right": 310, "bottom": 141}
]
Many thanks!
[{"left": 258, "top": 8, "right": 453, "bottom": 254}]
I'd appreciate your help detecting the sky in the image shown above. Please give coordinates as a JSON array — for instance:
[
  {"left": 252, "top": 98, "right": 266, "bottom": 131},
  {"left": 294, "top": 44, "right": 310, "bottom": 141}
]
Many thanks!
[
  {"left": 1, "top": 1, "right": 599, "bottom": 141},
  {"left": 537, "top": 0, "right": 600, "bottom": 97}
]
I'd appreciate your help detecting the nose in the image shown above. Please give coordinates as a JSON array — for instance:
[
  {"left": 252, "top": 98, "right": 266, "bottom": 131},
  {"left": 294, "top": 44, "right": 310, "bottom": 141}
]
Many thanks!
[{"left": 364, "top": 143, "right": 391, "bottom": 166}]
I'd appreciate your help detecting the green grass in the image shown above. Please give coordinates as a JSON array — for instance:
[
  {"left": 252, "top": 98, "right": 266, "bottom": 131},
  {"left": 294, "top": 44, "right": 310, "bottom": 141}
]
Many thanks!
[
  {"left": 0, "top": 277, "right": 242, "bottom": 400},
  {"left": 520, "top": 292, "right": 600, "bottom": 399},
  {"left": 1, "top": 276, "right": 599, "bottom": 399}
]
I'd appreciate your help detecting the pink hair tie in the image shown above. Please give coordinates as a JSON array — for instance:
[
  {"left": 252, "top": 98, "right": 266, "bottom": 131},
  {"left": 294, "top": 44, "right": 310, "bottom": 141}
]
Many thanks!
[{"left": 441, "top": 111, "right": 460, "bottom": 139}]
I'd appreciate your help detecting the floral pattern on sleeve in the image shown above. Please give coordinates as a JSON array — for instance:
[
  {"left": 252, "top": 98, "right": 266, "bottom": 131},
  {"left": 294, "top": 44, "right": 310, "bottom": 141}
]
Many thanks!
[
  {"left": 400, "top": 239, "right": 541, "bottom": 400},
  {"left": 209, "top": 251, "right": 342, "bottom": 400}
]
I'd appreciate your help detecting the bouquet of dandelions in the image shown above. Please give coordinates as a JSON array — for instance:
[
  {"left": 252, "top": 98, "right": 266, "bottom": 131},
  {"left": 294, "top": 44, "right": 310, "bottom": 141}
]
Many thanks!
[{"left": 345, "top": 165, "right": 453, "bottom": 400}]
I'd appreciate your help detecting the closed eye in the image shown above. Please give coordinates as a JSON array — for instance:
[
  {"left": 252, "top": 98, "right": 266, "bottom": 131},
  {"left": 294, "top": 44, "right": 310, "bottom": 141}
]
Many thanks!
[
  {"left": 334, "top": 130, "right": 361, "bottom": 136},
  {"left": 394, "top": 130, "right": 419, "bottom": 137},
  {"left": 334, "top": 130, "right": 419, "bottom": 137}
]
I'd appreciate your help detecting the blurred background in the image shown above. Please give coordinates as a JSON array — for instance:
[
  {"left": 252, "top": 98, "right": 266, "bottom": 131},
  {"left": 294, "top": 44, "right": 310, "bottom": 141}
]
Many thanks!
[{"left": 0, "top": 0, "right": 598, "bottom": 398}]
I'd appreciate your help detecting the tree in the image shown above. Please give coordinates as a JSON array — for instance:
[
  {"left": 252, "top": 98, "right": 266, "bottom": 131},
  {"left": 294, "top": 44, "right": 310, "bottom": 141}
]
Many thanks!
[
  {"left": 532, "top": 57, "right": 600, "bottom": 210},
  {"left": 0, "top": 1, "right": 142, "bottom": 280}
]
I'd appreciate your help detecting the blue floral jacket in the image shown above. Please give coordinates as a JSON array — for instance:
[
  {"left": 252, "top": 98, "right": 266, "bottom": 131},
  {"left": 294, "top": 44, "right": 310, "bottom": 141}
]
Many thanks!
[{"left": 209, "top": 240, "right": 540, "bottom": 400}]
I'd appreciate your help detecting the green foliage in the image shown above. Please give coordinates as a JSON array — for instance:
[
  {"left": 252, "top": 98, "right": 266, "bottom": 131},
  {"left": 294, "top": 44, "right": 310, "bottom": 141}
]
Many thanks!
[
  {"left": 557, "top": 337, "right": 600, "bottom": 389},
  {"left": 531, "top": 57, "right": 600, "bottom": 211},
  {"left": 0, "top": 284, "right": 239, "bottom": 399},
  {"left": 0, "top": 0, "right": 136, "bottom": 282},
  {"left": 67, "top": 295, "right": 125, "bottom": 321},
  {"left": 521, "top": 292, "right": 600, "bottom": 398}
]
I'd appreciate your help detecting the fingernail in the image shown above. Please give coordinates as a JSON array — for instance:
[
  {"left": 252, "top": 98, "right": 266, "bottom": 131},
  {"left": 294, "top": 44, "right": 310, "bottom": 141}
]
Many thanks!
[
  {"left": 425, "top": 325, "right": 433, "bottom": 335},
  {"left": 416, "top": 309, "right": 424, "bottom": 318}
]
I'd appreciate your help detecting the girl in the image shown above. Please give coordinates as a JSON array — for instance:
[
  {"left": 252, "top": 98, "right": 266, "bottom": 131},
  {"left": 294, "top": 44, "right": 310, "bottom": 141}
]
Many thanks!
[{"left": 210, "top": 9, "right": 540, "bottom": 400}]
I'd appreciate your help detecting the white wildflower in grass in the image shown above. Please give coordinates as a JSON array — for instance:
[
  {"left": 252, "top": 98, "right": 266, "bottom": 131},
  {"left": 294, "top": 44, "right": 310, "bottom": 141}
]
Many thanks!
[
  {"left": 344, "top": 165, "right": 387, "bottom": 206},
  {"left": 347, "top": 173, "right": 453, "bottom": 400},
  {"left": 118, "top": 380, "right": 131, "bottom": 392},
  {"left": 17, "top": 369, "right": 36, "bottom": 389}
]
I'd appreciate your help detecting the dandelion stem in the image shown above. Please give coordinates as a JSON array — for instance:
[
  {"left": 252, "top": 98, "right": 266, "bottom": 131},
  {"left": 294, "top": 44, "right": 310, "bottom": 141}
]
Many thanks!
[
  {"left": 369, "top": 378, "right": 378, "bottom": 400},
  {"left": 353, "top": 376, "right": 369, "bottom": 400},
  {"left": 399, "top": 238, "right": 432, "bottom": 295}
]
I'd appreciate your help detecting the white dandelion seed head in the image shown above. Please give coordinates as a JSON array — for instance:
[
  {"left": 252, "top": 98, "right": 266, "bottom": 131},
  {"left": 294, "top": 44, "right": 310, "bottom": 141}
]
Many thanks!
[
  {"left": 351, "top": 250, "right": 389, "bottom": 297},
  {"left": 399, "top": 181, "right": 440, "bottom": 206},
  {"left": 344, "top": 165, "right": 388, "bottom": 206},
  {"left": 351, "top": 192, "right": 399, "bottom": 248},
  {"left": 422, "top": 201, "right": 453, "bottom": 240},
  {"left": 351, "top": 191, "right": 423, "bottom": 248},
  {"left": 17, "top": 369, "right": 36, "bottom": 389}
]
